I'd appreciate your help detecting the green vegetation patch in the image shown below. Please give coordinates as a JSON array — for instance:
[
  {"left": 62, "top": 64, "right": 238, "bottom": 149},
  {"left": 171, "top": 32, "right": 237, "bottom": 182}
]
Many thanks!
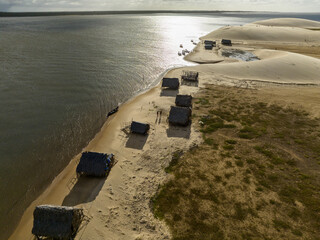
[
  {"left": 200, "top": 116, "right": 236, "bottom": 133},
  {"left": 153, "top": 85, "right": 320, "bottom": 239},
  {"left": 165, "top": 150, "right": 183, "bottom": 173},
  {"left": 239, "top": 126, "right": 262, "bottom": 139}
]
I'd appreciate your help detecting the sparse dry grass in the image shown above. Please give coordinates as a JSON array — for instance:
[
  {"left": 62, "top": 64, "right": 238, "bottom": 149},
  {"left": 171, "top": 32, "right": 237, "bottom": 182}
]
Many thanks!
[{"left": 152, "top": 85, "right": 320, "bottom": 240}]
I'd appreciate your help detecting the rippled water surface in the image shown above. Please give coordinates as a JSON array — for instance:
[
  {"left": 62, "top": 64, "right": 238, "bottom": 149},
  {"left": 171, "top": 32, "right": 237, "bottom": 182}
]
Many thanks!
[{"left": 1, "top": 12, "right": 320, "bottom": 238}]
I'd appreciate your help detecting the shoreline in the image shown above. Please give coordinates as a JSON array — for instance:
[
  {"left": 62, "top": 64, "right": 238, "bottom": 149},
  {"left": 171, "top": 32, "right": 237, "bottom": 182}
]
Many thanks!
[
  {"left": 9, "top": 84, "right": 156, "bottom": 240},
  {"left": 9, "top": 65, "right": 201, "bottom": 239},
  {"left": 8, "top": 80, "right": 159, "bottom": 240}
]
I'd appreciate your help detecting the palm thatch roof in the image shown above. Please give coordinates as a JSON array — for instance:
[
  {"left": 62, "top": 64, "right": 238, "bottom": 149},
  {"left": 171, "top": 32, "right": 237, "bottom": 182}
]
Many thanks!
[
  {"left": 205, "top": 44, "right": 213, "bottom": 50},
  {"left": 168, "top": 106, "right": 191, "bottom": 126},
  {"left": 204, "top": 40, "right": 216, "bottom": 45},
  {"left": 131, "top": 121, "right": 150, "bottom": 135},
  {"left": 175, "top": 95, "right": 193, "bottom": 108},
  {"left": 204, "top": 40, "right": 216, "bottom": 50},
  {"left": 162, "top": 78, "right": 180, "bottom": 90},
  {"left": 221, "top": 39, "right": 232, "bottom": 46},
  {"left": 32, "top": 205, "right": 83, "bottom": 240},
  {"left": 76, "top": 152, "right": 114, "bottom": 177}
]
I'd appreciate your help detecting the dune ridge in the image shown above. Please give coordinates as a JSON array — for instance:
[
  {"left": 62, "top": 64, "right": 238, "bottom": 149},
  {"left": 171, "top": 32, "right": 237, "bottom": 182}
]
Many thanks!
[
  {"left": 252, "top": 18, "right": 320, "bottom": 29},
  {"left": 185, "top": 50, "right": 320, "bottom": 85},
  {"left": 201, "top": 24, "right": 320, "bottom": 43}
]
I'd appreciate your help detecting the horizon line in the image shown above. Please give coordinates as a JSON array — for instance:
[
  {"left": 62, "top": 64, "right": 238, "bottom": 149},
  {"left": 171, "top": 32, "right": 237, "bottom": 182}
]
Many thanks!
[{"left": 1, "top": 10, "right": 319, "bottom": 18}]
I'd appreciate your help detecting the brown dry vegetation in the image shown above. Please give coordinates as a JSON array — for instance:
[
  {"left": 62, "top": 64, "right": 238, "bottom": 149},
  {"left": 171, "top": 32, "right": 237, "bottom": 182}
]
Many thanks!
[{"left": 152, "top": 85, "right": 320, "bottom": 240}]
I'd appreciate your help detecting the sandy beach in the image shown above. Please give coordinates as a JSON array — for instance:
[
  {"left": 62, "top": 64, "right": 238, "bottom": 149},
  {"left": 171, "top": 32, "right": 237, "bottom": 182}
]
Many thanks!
[
  {"left": 9, "top": 17, "right": 320, "bottom": 240},
  {"left": 9, "top": 71, "right": 202, "bottom": 240}
]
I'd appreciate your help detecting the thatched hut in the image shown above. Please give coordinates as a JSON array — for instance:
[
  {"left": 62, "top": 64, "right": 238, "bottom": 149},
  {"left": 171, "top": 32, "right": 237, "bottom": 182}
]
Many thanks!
[
  {"left": 130, "top": 121, "right": 150, "bottom": 135},
  {"left": 76, "top": 151, "right": 114, "bottom": 177},
  {"left": 204, "top": 40, "right": 214, "bottom": 45},
  {"left": 32, "top": 205, "right": 83, "bottom": 240},
  {"left": 204, "top": 40, "right": 216, "bottom": 50},
  {"left": 162, "top": 78, "right": 180, "bottom": 90},
  {"left": 221, "top": 39, "right": 232, "bottom": 46},
  {"left": 175, "top": 95, "right": 193, "bottom": 108},
  {"left": 205, "top": 44, "right": 213, "bottom": 50},
  {"left": 168, "top": 106, "right": 191, "bottom": 126},
  {"left": 181, "top": 71, "right": 199, "bottom": 82}
]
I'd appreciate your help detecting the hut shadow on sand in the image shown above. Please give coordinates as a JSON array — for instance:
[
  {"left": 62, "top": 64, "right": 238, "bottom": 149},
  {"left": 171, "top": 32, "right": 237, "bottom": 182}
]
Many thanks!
[
  {"left": 62, "top": 177, "right": 105, "bottom": 206},
  {"left": 166, "top": 123, "right": 191, "bottom": 139},
  {"left": 181, "top": 79, "right": 199, "bottom": 87},
  {"left": 126, "top": 134, "right": 149, "bottom": 150},
  {"left": 160, "top": 89, "right": 179, "bottom": 97}
]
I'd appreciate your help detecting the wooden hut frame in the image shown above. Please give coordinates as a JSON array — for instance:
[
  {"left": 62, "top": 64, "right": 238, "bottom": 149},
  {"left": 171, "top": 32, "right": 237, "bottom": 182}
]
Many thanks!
[
  {"left": 32, "top": 205, "right": 84, "bottom": 240},
  {"left": 181, "top": 71, "right": 199, "bottom": 82}
]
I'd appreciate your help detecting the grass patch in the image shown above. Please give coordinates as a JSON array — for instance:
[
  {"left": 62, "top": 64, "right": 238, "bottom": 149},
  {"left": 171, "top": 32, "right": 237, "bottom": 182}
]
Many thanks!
[
  {"left": 153, "top": 85, "right": 320, "bottom": 239},
  {"left": 236, "top": 160, "right": 244, "bottom": 167},
  {"left": 225, "top": 139, "right": 237, "bottom": 145},
  {"left": 214, "top": 175, "right": 223, "bottom": 183},
  {"left": 204, "top": 137, "right": 219, "bottom": 149},
  {"left": 243, "top": 175, "right": 250, "bottom": 184},
  {"left": 246, "top": 158, "right": 256, "bottom": 164},
  {"left": 273, "top": 219, "right": 291, "bottom": 230},
  {"left": 223, "top": 144, "right": 235, "bottom": 150},
  {"left": 254, "top": 145, "right": 287, "bottom": 165},
  {"left": 226, "top": 161, "right": 233, "bottom": 168},
  {"left": 195, "top": 97, "right": 210, "bottom": 105},
  {"left": 292, "top": 229, "right": 303, "bottom": 237},
  {"left": 239, "top": 126, "right": 261, "bottom": 139},
  {"left": 233, "top": 203, "right": 248, "bottom": 221},
  {"left": 200, "top": 116, "right": 236, "bottom": 133},
  {"left": 165, "top": 150, "right": 183, "bottom": 173}
]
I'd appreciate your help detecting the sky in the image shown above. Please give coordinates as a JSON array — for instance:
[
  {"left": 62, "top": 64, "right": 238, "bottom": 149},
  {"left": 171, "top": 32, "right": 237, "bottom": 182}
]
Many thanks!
[{"left": 0, "top": 0, "right": 320, "bottom": 12}]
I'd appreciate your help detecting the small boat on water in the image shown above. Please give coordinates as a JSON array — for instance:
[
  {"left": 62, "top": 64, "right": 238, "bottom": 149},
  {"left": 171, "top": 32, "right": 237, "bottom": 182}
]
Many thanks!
[
  {"left": 178, "top": 52, "right": 182, "bottom": 56},
  {"left": 180, "top": 44, "right": 183, "bottom": 48},
  {"left": 184, "top": 49, "right": 190, "bottom": 53},
  {"left": 182, "top": 50, "right": 186, "bottom": 56},
  {"left": 193, "top": 42, "right": 197, "bottom": 45},
  {"left": 107, "top": 106, "right": 119, "bottom": 117},
  {"left": 191, "top": 40, "right": 194, "bottom": 43}
]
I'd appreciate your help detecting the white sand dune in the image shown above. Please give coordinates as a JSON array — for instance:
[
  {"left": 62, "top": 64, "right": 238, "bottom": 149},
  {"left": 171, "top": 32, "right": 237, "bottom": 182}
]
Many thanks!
[
  {"left": 188, "top": 18, "right": 320, "bottom": 85},
  {"left": 180, "top": 50, "right": 320, "bottom": 85},
  {"left": 252, "top": 18, "right": 320, "bottom": 30},
  {"left": 201, "top": 24, "right": 320, "bottom": 43}
]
